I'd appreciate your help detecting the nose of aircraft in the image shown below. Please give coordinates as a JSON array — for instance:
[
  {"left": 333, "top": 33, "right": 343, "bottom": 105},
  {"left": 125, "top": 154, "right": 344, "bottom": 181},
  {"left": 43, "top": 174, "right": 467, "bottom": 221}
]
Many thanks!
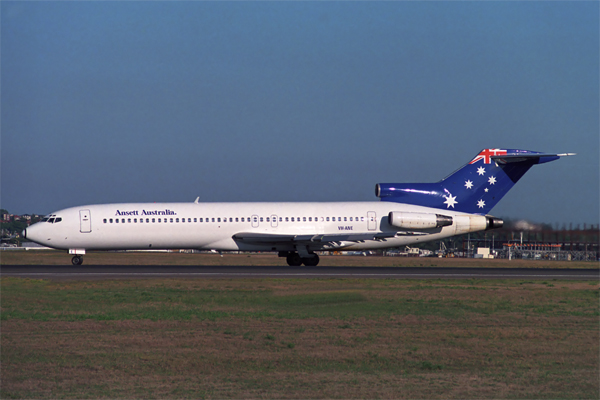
[{"left": 22, "top": 222, "right": 46, "bottom": 245}]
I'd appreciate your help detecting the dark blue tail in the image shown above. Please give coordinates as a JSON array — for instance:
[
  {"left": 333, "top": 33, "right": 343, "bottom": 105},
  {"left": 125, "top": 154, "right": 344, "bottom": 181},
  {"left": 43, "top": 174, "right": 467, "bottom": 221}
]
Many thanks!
[{"left": 376, "top": 149, "right": 572, "bottom": 214}]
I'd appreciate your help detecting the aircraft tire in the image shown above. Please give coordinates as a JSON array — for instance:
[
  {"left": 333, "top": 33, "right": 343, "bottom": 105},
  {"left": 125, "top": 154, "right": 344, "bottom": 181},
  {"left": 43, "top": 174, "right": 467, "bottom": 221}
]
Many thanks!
[
  {"left": 71, "top": 256, "right": 83, "bottom": 266},
  {"left": 286, "top": 252, "right": 302, "bottom": 267},
  {"left": 302, "top": 254, "right": 320, "bottom": 267}
]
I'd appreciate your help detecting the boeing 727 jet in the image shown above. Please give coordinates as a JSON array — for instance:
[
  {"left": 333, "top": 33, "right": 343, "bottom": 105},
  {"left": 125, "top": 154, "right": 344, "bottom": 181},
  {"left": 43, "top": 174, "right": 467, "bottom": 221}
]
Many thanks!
[{"left": 23, "top": 149, "right": 573, "bottom": 266}]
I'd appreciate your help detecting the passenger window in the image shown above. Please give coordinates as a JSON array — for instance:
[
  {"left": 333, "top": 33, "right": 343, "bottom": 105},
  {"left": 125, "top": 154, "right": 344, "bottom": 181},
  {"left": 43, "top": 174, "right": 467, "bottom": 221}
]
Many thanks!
[
  {"left": 344, "top": 217, "right": 347, "bottom": 221},
  {"left": 229, "top": 218, "right": 232, "bottom": 222},
  {"left": 134, "top": 219, "right": 137, "bottom": 223},
  {"left": 194, "top": 218, "right": 197, "bottom": 222},
  {"left": 350, "top": 217, "right": 353, "bottom": 221},
  {"left": 326, "top": 217, "right": 329, "bottom": 221},
  {"left": 128, "top": 218, "right": 132, "bottom": 223},
  {"left": 361, "top": 217, "right": 364, "bottom": 221},
  {"left": 212, "top": 218, "right": 215, "bottom": 222},
  {"left": 241, "top": 217, "right": 244, "bottom": 222},
  {"left": 266, "top": 217, "right": 270, "bottom": 222},
  {"left": 279, "top": 217, "right": 282, "bottom": 222},
  {"left": 104, "top": 219, "right": 107, "bottom": 224},
  {"left": 146, "top": 219, "right": 149, "bottom": 223},
  {"left": 304, "top": 217, "right": 308, "bottom": 222},
  {"left": 152, "top": 218, "right": 155, "bottom": 223},
  {"left": 217, "top": 218, "right": 221, "bottom": 222},
  {"left": 260, "top": 217, "right": 263, "bottom": 222},
  {"left": 200, "top": 218, "right": 203, "bottom": 222},
  {"left": 116, "top": 219, "right": 119, "bottom": 224},
  {"left": 291, "top": 217, "right": 294, "bottom": 222},
  {"left": 189, "top": 218, "right": 192, "bottom": 223},
  {"left": 235, "top": 218, "right": 239, "bottom": 222},
  {"left": 110, "top": 219, "right": 113, "bottom": 223},
  {"left": 170, "top": 218, "right": 174, "bottom": 223}
]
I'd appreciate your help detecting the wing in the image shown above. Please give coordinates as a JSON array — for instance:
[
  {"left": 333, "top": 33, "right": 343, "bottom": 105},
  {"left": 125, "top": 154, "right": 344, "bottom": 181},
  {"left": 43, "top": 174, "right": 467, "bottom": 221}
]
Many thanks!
[{"left": 232, "top": 230, "right": 426, "bottom": 249}]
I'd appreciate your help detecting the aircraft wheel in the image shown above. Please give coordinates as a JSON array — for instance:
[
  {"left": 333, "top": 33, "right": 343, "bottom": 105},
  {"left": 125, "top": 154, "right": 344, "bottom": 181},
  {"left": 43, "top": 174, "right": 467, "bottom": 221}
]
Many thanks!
[
  {"left": 71, "top": 256, "right": 83, "bottom": 266},
  {"left": 302, "top": 254, "right": 320, "bottom": 267},
  {"left": 286, "top": 252, "right": 302, "bottom": 267}
]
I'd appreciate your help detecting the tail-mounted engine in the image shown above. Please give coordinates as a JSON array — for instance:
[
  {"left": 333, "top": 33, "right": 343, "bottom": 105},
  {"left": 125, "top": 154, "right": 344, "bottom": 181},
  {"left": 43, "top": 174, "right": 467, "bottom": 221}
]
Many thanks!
[
  {"left": 485, "top": 216, "right": 504, "bottom": 230},
  {"left": 388, "top": 211, "right": 453, "bottom": 230}
]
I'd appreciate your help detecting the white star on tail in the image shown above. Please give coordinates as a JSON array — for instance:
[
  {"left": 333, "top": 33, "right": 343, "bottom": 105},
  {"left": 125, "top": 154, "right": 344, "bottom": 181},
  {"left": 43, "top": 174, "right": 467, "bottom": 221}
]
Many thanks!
[
  {"left": 477, "top": 199, "right": 486, "bottom": 208},
  {"left": 488, "top": 176, "right": 497, "bottom": 185},
  {"left": 465, "top": 180, "right": 473, "bottom": 189},
  {"left": 443, "top": 194, "right": 458, "bottom": 208},
  {"left": 477, "top": 166, "right": 486, "bottom": 176}
]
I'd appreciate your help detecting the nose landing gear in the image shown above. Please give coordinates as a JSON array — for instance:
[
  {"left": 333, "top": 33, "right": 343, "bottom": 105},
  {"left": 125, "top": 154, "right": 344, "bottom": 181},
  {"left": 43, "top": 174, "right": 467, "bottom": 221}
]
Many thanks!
[{"left": 71, "top": 255, "right": 84, "bottom": 265}]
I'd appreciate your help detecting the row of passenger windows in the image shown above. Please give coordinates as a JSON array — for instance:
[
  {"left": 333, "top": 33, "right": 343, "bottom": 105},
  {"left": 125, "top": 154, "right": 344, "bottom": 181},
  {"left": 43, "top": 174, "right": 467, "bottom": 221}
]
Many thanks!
[{"left": 103, "top": 216, "right": 367, "bottom": 224}]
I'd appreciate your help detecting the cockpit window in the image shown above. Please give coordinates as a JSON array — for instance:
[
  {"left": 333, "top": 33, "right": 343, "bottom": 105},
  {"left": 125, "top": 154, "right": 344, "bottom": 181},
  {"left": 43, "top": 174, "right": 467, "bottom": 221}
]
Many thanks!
[
  {"left": 41, "top": 218, "right": 49, "bottom": 222},
  {"left": 54, "top": 217, "right": 62, "bottom": 223},
  {"left": 47, "top": 218, "right": 55, "bottom": 223}
]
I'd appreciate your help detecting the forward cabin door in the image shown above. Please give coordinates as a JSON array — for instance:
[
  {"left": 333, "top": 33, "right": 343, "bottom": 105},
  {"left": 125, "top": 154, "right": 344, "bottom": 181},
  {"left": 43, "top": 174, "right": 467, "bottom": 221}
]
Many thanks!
[
  {"left": 367, "top": 211, "right": 377, "bottom": 231},
  {"left": 79, "top": 210, "right": 92, "bottom": 233}
]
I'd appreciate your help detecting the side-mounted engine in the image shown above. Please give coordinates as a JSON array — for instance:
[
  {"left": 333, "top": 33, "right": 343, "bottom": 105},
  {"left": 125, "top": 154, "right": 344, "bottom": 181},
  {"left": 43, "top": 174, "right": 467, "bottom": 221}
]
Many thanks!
[{"left": 388, "top": 211, "right": 453, "bottom": 229}]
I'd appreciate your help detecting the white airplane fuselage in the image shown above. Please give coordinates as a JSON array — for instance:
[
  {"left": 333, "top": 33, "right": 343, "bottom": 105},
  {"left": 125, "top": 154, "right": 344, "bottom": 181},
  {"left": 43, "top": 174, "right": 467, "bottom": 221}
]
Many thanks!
[{"left": 25, "top": 201, "right": 488, "bottom": 253}]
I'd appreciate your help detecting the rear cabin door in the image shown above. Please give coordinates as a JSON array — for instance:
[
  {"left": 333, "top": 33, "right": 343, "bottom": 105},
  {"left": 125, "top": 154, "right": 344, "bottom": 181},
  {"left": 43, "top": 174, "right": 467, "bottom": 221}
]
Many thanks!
[
  {"left": 80, "top": 209, "right": 92, "bottom": 233},
  {"left": 367, "top": 211, "right": 377, "bottom": 231}
]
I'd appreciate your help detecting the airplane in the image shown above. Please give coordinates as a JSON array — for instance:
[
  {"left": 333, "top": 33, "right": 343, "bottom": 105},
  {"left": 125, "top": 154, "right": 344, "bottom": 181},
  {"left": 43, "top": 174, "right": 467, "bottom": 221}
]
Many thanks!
[{"left": 23, "top": 149, "right": 574, "bottom": 266}]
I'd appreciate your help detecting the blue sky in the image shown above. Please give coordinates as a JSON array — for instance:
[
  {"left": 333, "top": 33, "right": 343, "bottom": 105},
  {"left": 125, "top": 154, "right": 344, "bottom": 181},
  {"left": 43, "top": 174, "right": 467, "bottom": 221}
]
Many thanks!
[{"left": 2, "top": 1, "right": 598, "bottom": 226}]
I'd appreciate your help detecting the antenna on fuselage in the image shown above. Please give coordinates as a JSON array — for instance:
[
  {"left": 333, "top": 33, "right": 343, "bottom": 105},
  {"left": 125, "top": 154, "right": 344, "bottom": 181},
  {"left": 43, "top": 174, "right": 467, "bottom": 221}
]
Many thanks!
[{"left": 194, "top": 197, "right": 200, "bottom": 204}]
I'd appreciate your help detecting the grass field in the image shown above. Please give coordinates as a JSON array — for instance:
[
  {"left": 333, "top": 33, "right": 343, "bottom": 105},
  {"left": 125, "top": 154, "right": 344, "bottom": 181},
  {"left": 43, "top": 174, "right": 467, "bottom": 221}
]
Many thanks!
[
  {"left": 1, "top": 250, "right": 599, "bottom": 268},
  {"left": 2, "top": 272, "right": 599, "bottom": 399}
]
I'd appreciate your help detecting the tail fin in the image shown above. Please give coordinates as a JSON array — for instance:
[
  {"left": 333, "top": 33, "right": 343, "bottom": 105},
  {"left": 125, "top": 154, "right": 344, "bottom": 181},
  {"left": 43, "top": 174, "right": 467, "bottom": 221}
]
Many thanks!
[{"left": 376, "top": 149, "right": 574, "bottom": 214}]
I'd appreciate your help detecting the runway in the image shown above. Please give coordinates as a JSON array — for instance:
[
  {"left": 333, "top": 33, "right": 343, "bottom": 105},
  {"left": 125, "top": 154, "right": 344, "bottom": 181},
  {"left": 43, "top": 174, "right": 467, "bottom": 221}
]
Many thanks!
[{"left": 2, "top": 265, "right": 599, "bottom": 280}]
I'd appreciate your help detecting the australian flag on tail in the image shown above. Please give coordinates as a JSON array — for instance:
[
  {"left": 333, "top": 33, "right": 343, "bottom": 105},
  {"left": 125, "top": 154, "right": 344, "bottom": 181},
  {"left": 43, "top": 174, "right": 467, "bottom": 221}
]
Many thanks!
[{"left": 376, "top": 149, "right": 574, "bottom": 215}]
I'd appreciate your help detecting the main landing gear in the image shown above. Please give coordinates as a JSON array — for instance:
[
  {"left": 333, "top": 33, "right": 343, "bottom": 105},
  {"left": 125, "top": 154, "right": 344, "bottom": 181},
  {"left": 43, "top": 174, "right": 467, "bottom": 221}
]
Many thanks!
[
  {"left": 71, "top": 255, "right": 83, "bottom": 265},
  {"left": 280, "top": 251, "right": 320, "bottom": 267}
]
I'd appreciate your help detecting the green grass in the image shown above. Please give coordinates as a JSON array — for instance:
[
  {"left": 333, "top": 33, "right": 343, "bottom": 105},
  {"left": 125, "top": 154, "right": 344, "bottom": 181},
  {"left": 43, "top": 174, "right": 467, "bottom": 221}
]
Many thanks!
[
  {"left": 2, "top": 278, "right": 598, "bottom": 322},
  {"left": 2, "top": 277, "right": 598, "bottom": 399}
]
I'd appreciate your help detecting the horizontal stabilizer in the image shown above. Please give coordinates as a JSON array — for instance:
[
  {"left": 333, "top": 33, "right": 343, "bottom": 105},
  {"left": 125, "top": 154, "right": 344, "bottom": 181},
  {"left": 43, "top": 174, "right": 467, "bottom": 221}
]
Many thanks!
[{"left": 492, "top": 152, "right": 576, "bottom": 165}]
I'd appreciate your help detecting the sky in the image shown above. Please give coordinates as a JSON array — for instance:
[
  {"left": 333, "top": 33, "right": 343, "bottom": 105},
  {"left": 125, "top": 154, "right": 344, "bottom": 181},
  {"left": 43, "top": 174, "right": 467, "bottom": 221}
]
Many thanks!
[{"left": 1, "top": 1, "right": 598, "bottom": 226}]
